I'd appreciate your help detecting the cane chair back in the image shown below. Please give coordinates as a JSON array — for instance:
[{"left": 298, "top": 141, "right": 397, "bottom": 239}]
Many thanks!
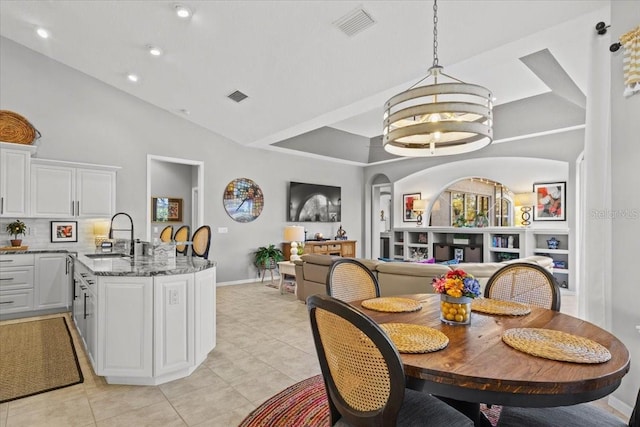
[
  {"left": 485, "top": 262, "right": 561, "bottom": 311},
  {"left": 159, "top": 225, "right": 173, "bottom": 243},
  {"left": 307, "top": 294, "right": 473, "bottom": 427},
  {"left": 191, "top": 225, "right": 211, "bottom": 259},
  {"left": 326, "top": 258, "right": 380, "bottom": 302},
  {"left": 173, "top": 225, "right": 190, "bottom": 255}
]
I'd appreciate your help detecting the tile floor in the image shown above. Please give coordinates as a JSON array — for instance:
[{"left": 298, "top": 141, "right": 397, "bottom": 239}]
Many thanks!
[{"left": 0, "top": 283, "right": 626, "bottom": 426}]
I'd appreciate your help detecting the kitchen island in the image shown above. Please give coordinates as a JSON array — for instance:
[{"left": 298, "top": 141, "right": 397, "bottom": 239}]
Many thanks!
[{"left": 73, "top": 253, "right": 216, "bottom": 385}]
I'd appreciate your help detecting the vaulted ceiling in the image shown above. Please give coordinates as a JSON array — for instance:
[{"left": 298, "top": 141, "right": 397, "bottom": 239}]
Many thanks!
[{"left": 0, "top": 1, "right": 608, "bottom": 165}]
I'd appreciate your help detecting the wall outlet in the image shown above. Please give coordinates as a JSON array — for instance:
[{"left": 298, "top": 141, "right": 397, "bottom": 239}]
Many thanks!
[
  {"left": 218, "top": 227, "right": 228, "bottom": 233},
  {"left": 169, "top": 289, "right": 179, "bottom": 305}
]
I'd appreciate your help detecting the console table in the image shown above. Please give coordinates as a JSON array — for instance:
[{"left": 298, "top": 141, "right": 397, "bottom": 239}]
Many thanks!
[{"left": 282, "top": 240, "right": 356, "bottom": 261}]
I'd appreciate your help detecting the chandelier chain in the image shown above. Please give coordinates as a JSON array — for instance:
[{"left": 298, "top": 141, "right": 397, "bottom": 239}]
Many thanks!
[{"left": 432, "top": 0, "right": 439, "bottom": 67}]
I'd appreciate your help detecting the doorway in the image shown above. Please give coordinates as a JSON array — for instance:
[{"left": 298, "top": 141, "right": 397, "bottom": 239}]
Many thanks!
[
  {"left": 146, "top": 155, "right": 204, "bottom": 242},
  {"left": 371, "top": 180, "right": 391, "bottom": 260}
]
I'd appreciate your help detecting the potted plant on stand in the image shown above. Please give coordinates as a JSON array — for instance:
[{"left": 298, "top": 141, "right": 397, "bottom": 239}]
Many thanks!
[
  {"left": 5, "top": 219, "right": 27, "bottom": 247},
  {"left": 253, "top": 244, "right": 284, "bottom": 284}
]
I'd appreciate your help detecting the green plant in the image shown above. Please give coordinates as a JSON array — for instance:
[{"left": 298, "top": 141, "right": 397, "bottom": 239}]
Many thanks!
[
  {"left": 253, "top": 244, "right": 284, "bottom": 268},
  {"left": 5, "top": 219, "right": 27, "bottom": 239}
]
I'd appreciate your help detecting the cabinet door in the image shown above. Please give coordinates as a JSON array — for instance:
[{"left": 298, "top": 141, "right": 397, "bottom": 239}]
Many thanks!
[
  {"left": 76, "top": 168, "right": 116, "bottom": 217},
  {"left": 34, "top": 254, "right": 70, "bottom": 310},
  {"left": 0, "top": 149, "right": 30, "bottom": 217},
  {"left": 194, "top": 268, "right": 216, "bottom": 364},
  {"left": 154, "top": 274, "right": 194, "bottom": 376},
  {"left": 31, "top": 163, "right": 75, "bottom": 217},
  {"left": 98, "top": 277, "right": 153, "bottom": 377},
  {"left": 85, "top": 288, "right": 97, "bottom": 369}
]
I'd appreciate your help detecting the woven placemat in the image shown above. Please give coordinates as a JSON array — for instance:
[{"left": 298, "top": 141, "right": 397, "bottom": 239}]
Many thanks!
[
  {"left": 361, "top": 297, "right": 422, "bottom": 313},
  {"left": 472, "top": 298, "right": 531, "bottom": 316},
  {"left": 502, "top": 328, "right": 612, "bottom": 364},
  {"left": 380, "top": 323, "right": 449, "bottom": 353}
]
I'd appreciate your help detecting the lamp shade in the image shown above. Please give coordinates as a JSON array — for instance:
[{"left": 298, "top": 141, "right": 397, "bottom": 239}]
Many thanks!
[
  {"left": 283, "top": 226, "right": 305, "bottom": 242},
  {"left": 412, "top": 199, "right": 427, "bottom": 212},
  {"left": 514, "top": 192, "right": 536, "bottom": 207}
]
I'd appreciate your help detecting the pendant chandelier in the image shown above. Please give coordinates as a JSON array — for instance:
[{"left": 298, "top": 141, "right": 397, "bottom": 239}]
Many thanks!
[{"left": 383, "top": 0, "right": 493, "bottom": 157}]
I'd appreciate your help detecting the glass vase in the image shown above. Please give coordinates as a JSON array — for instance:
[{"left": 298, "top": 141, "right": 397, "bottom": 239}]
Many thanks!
[{"left": 440, "top": 294, "right": 472, "bottom": 325}]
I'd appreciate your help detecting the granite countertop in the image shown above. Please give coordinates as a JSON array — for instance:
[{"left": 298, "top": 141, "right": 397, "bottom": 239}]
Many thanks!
[{"left": 74, "top": 253, "right": 216, "bottom": 277}]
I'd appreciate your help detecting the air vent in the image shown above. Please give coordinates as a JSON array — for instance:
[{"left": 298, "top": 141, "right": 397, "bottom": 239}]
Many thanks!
[
  {"left": 333, "top": 7, "right": 375, "bottom": 37},
  {"left": 228, "top": 90, "right": 248, "bottom": 103}
]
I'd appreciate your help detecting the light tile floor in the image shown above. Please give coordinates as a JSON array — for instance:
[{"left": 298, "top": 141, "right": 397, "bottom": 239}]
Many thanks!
[{"left": 0, "top": 283, "right": 626, "bottom": 426}]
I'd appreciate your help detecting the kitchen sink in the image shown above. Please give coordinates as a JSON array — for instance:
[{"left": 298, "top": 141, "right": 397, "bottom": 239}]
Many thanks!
[{"left": 84, "top": 252, "right": 129, "bottom": 259}]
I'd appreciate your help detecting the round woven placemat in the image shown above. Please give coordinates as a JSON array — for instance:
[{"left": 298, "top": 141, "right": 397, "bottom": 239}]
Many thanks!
[
  {"left": 361, "top": 297, "right": 422, "bottom": 313},
  {"left": 0, "top": 111, "right": 39, "bottom": 144},
  {"left": 472, "top": 298, "right": 531, "bottom": 316},
  {"left": 380, "top": 323, "right": 449, "bottom": 353},
  {"left": 502, "top": 328, "right": 611, "bottom": 364}
]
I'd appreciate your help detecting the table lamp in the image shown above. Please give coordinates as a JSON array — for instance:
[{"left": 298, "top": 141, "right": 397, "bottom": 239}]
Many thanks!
[
  {"left": 93, "top": 220, "right": 110, "bottom": 247},
  {"left": 284, "top": 225, "right": 305, "bottom": 261},
  {"left": 514, "top": 192, "right": 536, "bottom": 226},
  {"left": 412, "top": 199, "right": 427, "bottom": 226}
]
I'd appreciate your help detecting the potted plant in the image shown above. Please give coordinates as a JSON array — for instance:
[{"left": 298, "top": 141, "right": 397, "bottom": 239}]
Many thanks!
[
  {"left": 5, "top": 219, "right": 27, "bottom": 247},
  {"left": 254, "top": 244, "right": 284, "bottom": 269}
]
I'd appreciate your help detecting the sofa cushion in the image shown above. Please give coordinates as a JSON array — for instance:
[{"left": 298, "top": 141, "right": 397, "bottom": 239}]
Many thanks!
[{"left": 376, "top": 262, "right": 452, "bottom": 277}]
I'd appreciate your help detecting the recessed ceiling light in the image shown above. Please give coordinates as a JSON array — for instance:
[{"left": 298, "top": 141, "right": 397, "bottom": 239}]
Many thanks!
[
  {"left": 127, "top": 73, "right": 139, "bottom": 83},
  {"left": 147, "top": 45, "right": 163, "bottom": 57},
  {"left": 36, "top": 27, "right": 50, "bottom": 39},
  {"left": 174, "top": 4, "right": 192, "bottom": 19}
]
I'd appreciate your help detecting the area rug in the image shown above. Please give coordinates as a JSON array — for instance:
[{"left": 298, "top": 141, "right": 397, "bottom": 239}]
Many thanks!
[
  {"left": 0, "top": 317, "right": 84, "bottom": 403},
  {"left": 239, "top": 374, "right": 501, "bottom": 426}
]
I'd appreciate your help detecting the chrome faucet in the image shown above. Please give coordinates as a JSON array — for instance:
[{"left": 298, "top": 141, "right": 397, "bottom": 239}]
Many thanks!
[{"left": 109, "top": 212, "right": 135, "bottom": 256}]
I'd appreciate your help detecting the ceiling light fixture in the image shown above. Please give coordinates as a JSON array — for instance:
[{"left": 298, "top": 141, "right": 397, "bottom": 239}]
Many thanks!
[
  {"left": 147, "top": 45, "right": 163, "bottom": 57},
  {"left": 382, "top": 0, "right": 493, "bottom": 157},
  {"left": 127, "top": 73, "right": 139, "bottom": 83},
  {"left": 174, "top": 4, "right": 192, "bottom": 19},
  {"left": 36, "top": 27, "right": 50, "bottom": 39}
]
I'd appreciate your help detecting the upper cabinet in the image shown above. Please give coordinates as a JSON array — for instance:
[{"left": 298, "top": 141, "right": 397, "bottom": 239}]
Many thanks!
[
  {"left": 0, "top": 147, "right": 31, "bottom": 217},
  {"left": 30, "top": 159, "right": 117, "bottom": 218}
]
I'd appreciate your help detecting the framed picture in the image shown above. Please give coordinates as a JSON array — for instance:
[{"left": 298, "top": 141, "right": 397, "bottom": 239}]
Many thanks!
[
  {"left": 403, "top": 193, "right": 421, "bottom": 222},
  {"left": 533, "top": 182, "right": 566, "bottom": 221},
  {"left": 152, "top": 197, "right": 183, "bottom": 222},
  {"left": 50, "top": 221, "right": 78, "bottom": 243}
]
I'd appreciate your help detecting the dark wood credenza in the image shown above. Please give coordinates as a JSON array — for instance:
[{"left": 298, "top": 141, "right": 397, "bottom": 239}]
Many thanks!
[{"left": 282, "top": 240, "right": 356, "bottom": 261}]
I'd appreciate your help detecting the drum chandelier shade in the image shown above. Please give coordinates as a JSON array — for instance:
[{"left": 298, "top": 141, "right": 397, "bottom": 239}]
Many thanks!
[{"left": 383, "top": 0, "right": 493, "bottom": 157}]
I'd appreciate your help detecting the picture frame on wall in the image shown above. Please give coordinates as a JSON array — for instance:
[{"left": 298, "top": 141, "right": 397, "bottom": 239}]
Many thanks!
[
  {"left": 50, "top": 221, "right": 78, "bottom": 243},
  {"left": 403, "top": 193, "right": 421, "bottom": 222},
  {"left": 152, "top": 197, "right": 183, "bottom": 222},
  {"left": 533, "top": 182, "right": 566, "bottom": 221}
]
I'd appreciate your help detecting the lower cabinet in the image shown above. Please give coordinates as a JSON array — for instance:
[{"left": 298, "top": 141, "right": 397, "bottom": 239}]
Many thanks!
[
  {"left": 34, "top": 253, "right": 71, "bottom": 310},
  {"left": 72, "top": 261, "right": 216, "bottom": 385}
]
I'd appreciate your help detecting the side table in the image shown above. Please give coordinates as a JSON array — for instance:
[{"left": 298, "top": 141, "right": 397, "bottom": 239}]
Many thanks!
[{"left": 277, "top": 261, "right": 296, "bottom": 295}]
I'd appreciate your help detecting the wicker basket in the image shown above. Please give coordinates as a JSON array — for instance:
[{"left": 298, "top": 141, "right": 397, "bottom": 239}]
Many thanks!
[{"left": 0, "top": 110, "right": 41, "bottom": 145}]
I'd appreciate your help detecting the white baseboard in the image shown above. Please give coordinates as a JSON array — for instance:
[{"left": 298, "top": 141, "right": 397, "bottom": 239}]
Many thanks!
[
  {"left": 217, "top": 277, "right": 284, "bottom": 287},
  {"left": 608, "top": 395, "right": 633, "bottom": 419}
]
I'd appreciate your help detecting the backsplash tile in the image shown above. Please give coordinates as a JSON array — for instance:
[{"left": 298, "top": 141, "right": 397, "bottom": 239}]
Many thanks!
[{"left": 0, "top": 218, "right": 98, "bottom": 253}]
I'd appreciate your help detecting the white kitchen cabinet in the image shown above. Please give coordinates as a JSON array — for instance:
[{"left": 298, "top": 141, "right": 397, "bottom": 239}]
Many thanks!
[
  {"left": 34, "top": 253, "right": 71, "bottom": 310},
  {"left": 195, "top": 267, "right": 216, "bottom": 365},
  {"left": 97, "top": 276, "right": 153, "bottom": 378},
  {"left": 30, "top": 159, "right": 117, "bottom": 218},
  {"left": 154, "top": 274, "right": 194, "bottom": 376},
  {"left": 0, "top": 254, "right": 34, "bottom": 316},
  {"left": 0, "top": 147, "right": 30, "bottom": 217}
]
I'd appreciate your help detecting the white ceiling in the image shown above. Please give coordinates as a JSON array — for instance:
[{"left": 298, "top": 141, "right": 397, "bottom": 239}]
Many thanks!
[{"left": 0, "top": 0, "right": 608, "bottom": 162}]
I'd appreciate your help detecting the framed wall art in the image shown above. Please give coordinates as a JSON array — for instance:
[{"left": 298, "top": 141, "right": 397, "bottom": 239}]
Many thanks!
[
  {"left": 223, "top": 178, "right": 264, "bottom": 223},
  {"left": 152, "top": 197, "right": 183, "bottom": 222},
  {"left": 50, "top": 221, "right": 78, "bottom": 243},
  {"left": 403, "top": 193, "right": 421, "bottom": 222},
  {"left": 533, "top": 182, "right": 566, "bottom": 221}
]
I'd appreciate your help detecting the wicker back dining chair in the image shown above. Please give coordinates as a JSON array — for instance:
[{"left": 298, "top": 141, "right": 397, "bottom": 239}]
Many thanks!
[
  {"left": 326, "top": 258, "right": 380, "bottom": 302},
  {"left": 497, "top": 387, "right": 639, "bottom": 427},
  {"left": 191, "top": 225, "right": 211, "bottom": 259},
  {"left": 306, "top": 294, "right": 473, "bottom": 427},
  {"left": 173, "top": 225, "right": 190, "bottom": 255},
  {"left": 159, "top": 225, "right": 173, "bottom": 243},
  {"left": 484, "top": 262, "right": 561, "bottom": 311}
]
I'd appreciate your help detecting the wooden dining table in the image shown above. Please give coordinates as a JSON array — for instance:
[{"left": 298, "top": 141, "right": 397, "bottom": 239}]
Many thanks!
[{"left": 350, "top": 294, "right": 631, "bottom": 426}]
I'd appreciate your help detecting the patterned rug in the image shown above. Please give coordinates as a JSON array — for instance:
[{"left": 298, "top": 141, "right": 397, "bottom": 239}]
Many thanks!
[{"left": 239, "top": 375, "right": 501, "bottom": 426}]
